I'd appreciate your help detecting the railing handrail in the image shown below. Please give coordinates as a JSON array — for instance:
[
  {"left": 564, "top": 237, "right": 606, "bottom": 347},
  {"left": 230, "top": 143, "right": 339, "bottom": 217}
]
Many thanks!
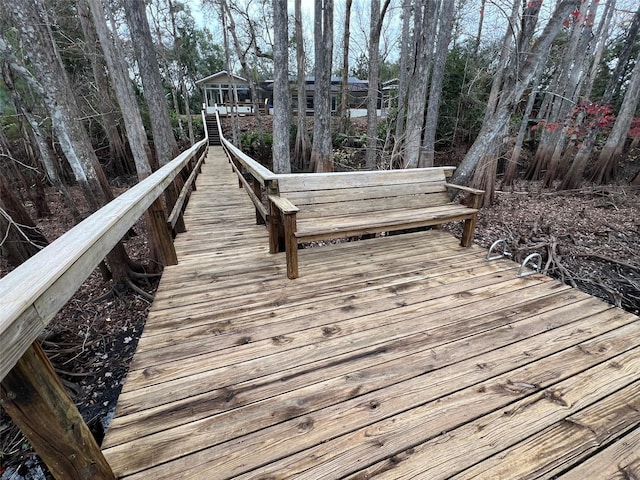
[
  {"left": 213, "top": 107, "right": 276, "bottom": 185},
  {"left": 0, "top": 138, "right": 207, "bottom": 382}
]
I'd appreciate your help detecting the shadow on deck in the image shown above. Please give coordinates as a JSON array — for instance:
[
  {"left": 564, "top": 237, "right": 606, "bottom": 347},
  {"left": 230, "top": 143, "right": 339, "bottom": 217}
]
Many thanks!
[{"left": 102, "top": 147, "right": 640, "bottom": 479}]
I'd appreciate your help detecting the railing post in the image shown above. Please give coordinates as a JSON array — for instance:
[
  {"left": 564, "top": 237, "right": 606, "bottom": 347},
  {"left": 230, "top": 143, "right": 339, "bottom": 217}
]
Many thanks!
[
  {"left": 253, "top": 177, "right": 265, "bottom": 225},
  {"left": 146, "top": 200, "right": 178, "bottom": 266},
  {"left": 165, "top": 181, "right": 186, "bottom": 233},
  {"left": 1, "top": 342, "right": 115, "bottom": 480}
]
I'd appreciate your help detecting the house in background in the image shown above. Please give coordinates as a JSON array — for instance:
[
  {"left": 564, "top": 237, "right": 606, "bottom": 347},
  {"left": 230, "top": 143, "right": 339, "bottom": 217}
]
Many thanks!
[
  {"left": 196, "top": 71, "right": 384, "bottom": 117},
  {"left": 196, "top": 71, "right": 261, "bottom": 115}
]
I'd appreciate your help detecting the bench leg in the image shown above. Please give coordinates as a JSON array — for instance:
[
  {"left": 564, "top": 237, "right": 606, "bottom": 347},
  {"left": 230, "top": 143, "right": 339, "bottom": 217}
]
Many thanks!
[
  {"left": 283, "top": 213, "right": 298, "bottom": 279},
  {"left": 461, "top": 215, "right": 477, "bottom": 247}
]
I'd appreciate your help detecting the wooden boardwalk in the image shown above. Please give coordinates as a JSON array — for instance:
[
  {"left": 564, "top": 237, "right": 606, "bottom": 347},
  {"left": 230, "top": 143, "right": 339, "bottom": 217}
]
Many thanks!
[{"left": 102, "top": 148, "right": 640, "bottom": 479}]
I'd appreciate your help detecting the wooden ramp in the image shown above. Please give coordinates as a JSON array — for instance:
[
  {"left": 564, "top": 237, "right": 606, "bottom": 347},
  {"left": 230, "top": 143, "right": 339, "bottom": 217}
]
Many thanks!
[{"left": 102, "top": 148, "right": 640, "bottom": 479}]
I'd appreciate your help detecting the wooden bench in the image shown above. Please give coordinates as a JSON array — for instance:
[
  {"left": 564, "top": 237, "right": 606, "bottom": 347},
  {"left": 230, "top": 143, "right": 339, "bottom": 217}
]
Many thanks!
[{"left": 267, "top": 167, "right": 484, "bottom": 279}]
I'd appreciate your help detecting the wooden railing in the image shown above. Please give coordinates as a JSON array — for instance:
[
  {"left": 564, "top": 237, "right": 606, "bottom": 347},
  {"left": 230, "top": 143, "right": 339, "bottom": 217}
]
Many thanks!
[
  {"left": 0, "top": 133, "right": 208, "bottom": 479},
  {"left": 214, "top": 108, "right": 277, "bottom": 224}
]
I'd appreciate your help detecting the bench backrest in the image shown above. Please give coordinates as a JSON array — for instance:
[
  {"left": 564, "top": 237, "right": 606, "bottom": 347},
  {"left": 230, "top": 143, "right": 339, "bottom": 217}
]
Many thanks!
[{"left": 275, "top": 167, "right": 455, "bottom": 220}]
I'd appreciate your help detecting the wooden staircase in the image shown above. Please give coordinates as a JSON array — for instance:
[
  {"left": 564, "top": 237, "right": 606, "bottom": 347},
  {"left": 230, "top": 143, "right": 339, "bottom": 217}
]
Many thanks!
[{"left": 205, "top": 115, "right": 221, "bottom": 146}]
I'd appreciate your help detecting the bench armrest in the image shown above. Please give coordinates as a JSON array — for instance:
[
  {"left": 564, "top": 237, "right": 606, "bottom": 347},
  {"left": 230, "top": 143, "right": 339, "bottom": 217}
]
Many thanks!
[
  {"left": 268, "top": 194, "right": 299, "bottom": 214},
  {"left": 444, "top": 183, "right": 485, "bottom": 195},
  {"left": 444, "top": 183, "right": 484, "bottom": 209}
]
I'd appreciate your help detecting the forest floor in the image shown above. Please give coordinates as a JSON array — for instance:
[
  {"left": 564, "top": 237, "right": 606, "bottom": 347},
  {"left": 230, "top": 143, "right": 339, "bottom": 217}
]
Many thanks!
[{"left": 1, "top": 149, "right": 639, "bottom": 480}]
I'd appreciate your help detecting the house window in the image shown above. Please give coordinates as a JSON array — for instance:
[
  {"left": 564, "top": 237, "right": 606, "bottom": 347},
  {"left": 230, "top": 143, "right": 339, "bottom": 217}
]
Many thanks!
[
  {"left": 206, "top": 87, "right": 217, "bottom": 107},
  {"left": 237, "top": 86, "right": 251, "bottom": 102}
]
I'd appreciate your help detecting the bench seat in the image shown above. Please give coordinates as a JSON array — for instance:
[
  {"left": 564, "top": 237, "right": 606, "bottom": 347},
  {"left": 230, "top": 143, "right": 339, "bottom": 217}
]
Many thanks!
[
  {"left": 268, "top": 167, "right": 483, "bottom": 279},
  {"left": 294, "top": 204, "right": 477, "bottom": 242}
]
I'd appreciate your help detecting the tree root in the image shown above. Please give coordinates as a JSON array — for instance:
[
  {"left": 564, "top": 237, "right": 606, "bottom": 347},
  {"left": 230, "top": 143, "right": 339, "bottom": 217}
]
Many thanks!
[
  {"left": 91, "top": 269, "right": 156, "bottom": 303},
  {"left": 125, "top": 278, "right": 154, "bottom": 302}
]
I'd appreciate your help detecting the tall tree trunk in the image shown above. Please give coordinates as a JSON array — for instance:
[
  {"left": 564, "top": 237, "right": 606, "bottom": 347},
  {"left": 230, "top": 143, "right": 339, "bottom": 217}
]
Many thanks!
[
  {"left": 1, "top": 4, "right": 109, "bottom": 211},
  {"left": 87, "top": 0, "right": 169, "bottom": 269},
  {"left": 450, "top": 0, "right": 581, "bottom": 191},
  {"left": 590, "top": 47, "right": 640, "bottom": 184},
  {"left": 2, "top": 0, "right": 136, "bottom": 288},
  {"left": 502, "top": 67, "right": 543, "bottom": 186},
  {"left": 543, "top": 0, "right": 600, "bottom": 187},
  {"left": 364, "top": 0, "right": 391, "bottom": 170},
  {"left": 473, "top": 0, "right": 486, "bottom": 57},
  {"left": 0, "top": 172, "right": 49, "bottom": 269},
  {"left": 293, "top": 0, "right": 311, "bottom": 171},
  {"left": 1, "top": 62, "right": 80, "bottom": 220},
  {"left": 310, "top": 0, "right": 334, "bottom": 173},
  {"left": 403, "top": 0, "right": 438, "bottom": 168},
  {"left": 218, "top": 3, "right": 239, "bottom": 144},
  {"left": 338, "top": 0, "right": 353, "bottom": 136},
  {"left": 0, "top": 65, "right": 53, "bottom": 218},
  {"left": 87, "top": 0, "right": 154, "bottom": 179},
  {"left": 123, "top": 0, "right": 179, "bottom": 167},
  {"left": 77, "top": 0, "right": 132, "bottom": 177},
  {"left": 365, "top": 0, "right": 381, "bottom": 170},
  {"left": 271, "top": 0, "right": 291, "bottom": 173},
  {"left": 392, "top": 0, "right": 412, "bottom": 167},
  {"left": 420, "top": 0, "right": 455, "bottom": 167},
  {"left": 218, "top": 0, "right": 264, "bottom": 135}
]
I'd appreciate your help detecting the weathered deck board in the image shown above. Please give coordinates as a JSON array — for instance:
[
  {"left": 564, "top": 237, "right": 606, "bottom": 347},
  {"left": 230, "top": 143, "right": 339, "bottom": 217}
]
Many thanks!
[{"left": 102, "top": 148, "right": 640, "bottom": 479}]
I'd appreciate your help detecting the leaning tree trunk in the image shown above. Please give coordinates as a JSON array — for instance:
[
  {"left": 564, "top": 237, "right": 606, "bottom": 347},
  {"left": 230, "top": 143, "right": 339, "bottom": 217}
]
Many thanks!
[
  {"left": 123, "top": 0, "right": 179, "bottom": 167},
  {"left": 87, "top": 0, "right": 171, "bottom": 269},
  {"left": 77, "top": 0, "right": 131, "bottom": 177},
  {"left": 503, "top": 62, "right": 546, "bottom": 186},
  {"left": 590, "top": 47, "right": 640, "bottom": 184},
  {"left": 293, "top": 0, "right": 311, "bottom": 171},
  {"left": 271, "top": 0, "right": 291, "bottom": 173},
  {"left": 450, "top": 0, "right": 581, "bottom": 191},
  {"left": 464, "top": 0, "right": 523, "bottom": 205},
  {"left": 1, "top": 63, "right": 80, "bottom": 221},
  {"left": 310, "top": 0, "right": 334, "bottom": 173},
  {"left": 544, "top": 0, "right": 600, "bottom": 188}
]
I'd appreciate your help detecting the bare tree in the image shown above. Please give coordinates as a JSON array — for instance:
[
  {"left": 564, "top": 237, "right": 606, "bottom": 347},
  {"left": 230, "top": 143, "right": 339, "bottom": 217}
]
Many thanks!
[
  {"left": 123, "top": 0, "right": 179, "bottom": 167},
  {"left": 450, "top": 0, "right": 581, "bottom": 201},
  {"left": 168, "top": 0, "right": 195, "bottom": 145},
  {"left": 86, "top": 0, "right": 155, "bottom": 180},
  {"left": 293, "top": 0, "right": 311, "bottom": 170},
  {"left": 392, "top": 0, "right": 412, "bottom": 166},
  {"left": 77, "top": 0, "right": 131, "bottom": 176},
  {"left": 403, "top": 0, "right": 438, "bottom": 168},
  {"left": 271, "top": 0, "right": 291, "bottom": 173},
  {"left": 217, "top": 0, "right": 265, "bottom": 134},
  {"left": 86, "top": 0, "right": 171, "bottom": 269},
  {"left": 420, "top": 0, "right": 455, "bottom": 167},
  {"left": 310, "top": 0, "right": 334, "bottom": 173},
  {"left": 338, "top": 0, "right": 353, "bottom": 136},
  {"left": 0, "top": 172, "right": 49, "bottom": 268},
  {"left": 364, "top": 0, "right": 391, "bottom": 169},
  {"left": 1, "top": 0, "right": 138, "bottom": 287},
  {"left": 218, "top": 1, "right": 240, "bottom": 144},
  {"left": 590, "top": 47, "right": 640, "bottom": 184},
  {"left": 541, "top": 0, "right": 600, "bottom": 187}
]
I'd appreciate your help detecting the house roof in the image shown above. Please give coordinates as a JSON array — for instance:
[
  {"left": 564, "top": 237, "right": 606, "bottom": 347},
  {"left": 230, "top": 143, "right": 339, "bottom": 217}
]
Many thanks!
[{"left": 195, "top": 70, "right": 248, "bottom": 86}]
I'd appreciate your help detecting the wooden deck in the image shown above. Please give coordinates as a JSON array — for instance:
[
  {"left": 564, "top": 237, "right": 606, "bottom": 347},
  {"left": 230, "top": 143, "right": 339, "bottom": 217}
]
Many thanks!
[{"left": 102, "top": 148, "right": 640, "bottom": 479}]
